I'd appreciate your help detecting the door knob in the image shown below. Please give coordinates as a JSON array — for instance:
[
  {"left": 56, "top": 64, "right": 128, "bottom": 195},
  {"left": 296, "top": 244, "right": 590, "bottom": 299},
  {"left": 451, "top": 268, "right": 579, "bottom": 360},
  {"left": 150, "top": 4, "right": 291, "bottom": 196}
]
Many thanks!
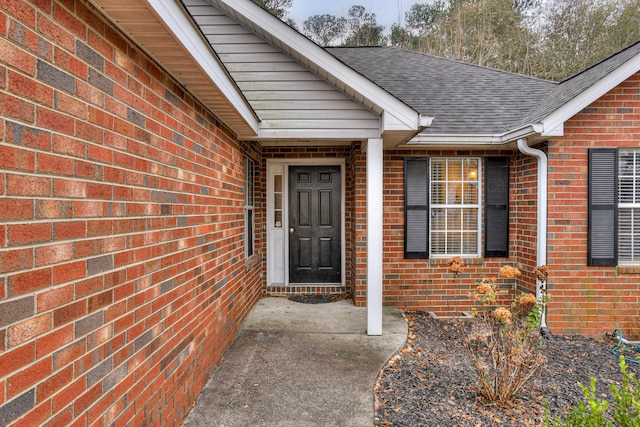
[{"left": 289, "top": 227, "right": 295, "bottom": 234}]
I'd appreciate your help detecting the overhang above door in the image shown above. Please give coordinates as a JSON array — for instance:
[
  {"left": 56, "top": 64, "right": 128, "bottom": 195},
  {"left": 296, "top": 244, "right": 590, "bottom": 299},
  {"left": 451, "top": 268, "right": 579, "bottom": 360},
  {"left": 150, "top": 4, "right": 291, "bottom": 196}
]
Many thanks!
[{"left": 89, "top": 0, "right": 432, "bottom": 146}]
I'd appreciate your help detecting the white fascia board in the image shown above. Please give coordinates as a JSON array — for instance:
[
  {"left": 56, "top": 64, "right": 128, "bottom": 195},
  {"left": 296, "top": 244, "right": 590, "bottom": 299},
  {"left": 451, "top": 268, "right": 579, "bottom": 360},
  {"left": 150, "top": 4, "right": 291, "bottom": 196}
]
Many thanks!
[
  {"left": 257, "top": 127, "right": 382, "bottom": 140},
  {"left": 407, "top": 134, "right": 504, "bottom": 145},
  {"left": 405, "top": 125, "right": 543, "bottom": 146},
  {"left": 381, "top": 112, "right": 435, "bottom": 133},
  {"left": 148, "top": 0, "right": 259, "bottom": 135},
  {"left": 216, "top": 0, "right": 420, "bottom": 131},
  {"left": 419, "top": 114, "right": 435, "bottom": 128},
  {"left": 499, "top": 124, "right": 544, "bottom": 143},
  {"left": 540, "top": 52, "right": 640, "bottom": 135},
  {"left": 542, "top": 123, "right": 564, "bottom": 137}
]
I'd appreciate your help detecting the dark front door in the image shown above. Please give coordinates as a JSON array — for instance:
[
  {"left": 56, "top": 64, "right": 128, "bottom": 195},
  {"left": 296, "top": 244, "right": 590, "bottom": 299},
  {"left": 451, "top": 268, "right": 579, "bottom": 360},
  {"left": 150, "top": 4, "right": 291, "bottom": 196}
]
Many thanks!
[{"left": 289, "top": 166, "right": 342, "bottom": 284}]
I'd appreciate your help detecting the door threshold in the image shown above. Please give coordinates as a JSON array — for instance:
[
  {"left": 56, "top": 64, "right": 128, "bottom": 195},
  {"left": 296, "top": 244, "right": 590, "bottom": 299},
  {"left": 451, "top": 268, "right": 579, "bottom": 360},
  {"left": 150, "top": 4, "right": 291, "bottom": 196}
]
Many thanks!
[{"left": 266, "top": 284, "right": 346, "bottom": 297}]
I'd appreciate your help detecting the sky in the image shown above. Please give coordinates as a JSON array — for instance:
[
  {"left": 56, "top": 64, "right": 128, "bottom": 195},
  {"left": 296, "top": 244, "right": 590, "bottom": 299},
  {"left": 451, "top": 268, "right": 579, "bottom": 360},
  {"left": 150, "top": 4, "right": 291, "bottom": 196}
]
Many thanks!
[{"left": 288, "top": 0, "right": 427, "bottom": 29}]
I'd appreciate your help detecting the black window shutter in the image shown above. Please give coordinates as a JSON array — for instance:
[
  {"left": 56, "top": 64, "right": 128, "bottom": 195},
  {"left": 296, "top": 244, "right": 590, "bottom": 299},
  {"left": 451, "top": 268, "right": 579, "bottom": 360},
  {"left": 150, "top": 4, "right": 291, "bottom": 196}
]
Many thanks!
[
  {"left": 405, "top": 158, "right": 429, "bottom": 258},
  {"left": 484, "top": 157, "right": 509, "bottom": 258},
  {"left": 588, "top": 148, "right": 618, "bottom": 266}
]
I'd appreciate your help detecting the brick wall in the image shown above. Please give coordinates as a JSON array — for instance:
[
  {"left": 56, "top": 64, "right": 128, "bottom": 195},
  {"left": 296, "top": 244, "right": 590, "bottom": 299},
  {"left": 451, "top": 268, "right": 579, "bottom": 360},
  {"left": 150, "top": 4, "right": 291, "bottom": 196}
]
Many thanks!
[
  {"left": 512, "top": 150, "right": 542, "bottom": 295},
  {"left": 351, "top": 143, "right": 366, "bottom": 304},
  {"left": 546, "top": 71, "right": 640, "bottom": 338},
  {"left": 350, "top": 148, "right": 534, "bottom": 315},
  {"left": 0, "top": 1, "right": 263, "bottom": 425},
  {"left": 347, "top": 107, "right": 639, "bottom": 338}
]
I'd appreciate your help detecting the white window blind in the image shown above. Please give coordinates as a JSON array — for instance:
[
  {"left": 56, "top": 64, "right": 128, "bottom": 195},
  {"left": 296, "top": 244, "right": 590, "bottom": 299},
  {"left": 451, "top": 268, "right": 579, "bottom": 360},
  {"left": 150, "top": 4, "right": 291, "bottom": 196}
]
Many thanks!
[
  {"left": 430, "top": 158, "right": 480, "bottom": 257},
  {"left": 619, "top": 150, "right": 640, "bottom": 263}
]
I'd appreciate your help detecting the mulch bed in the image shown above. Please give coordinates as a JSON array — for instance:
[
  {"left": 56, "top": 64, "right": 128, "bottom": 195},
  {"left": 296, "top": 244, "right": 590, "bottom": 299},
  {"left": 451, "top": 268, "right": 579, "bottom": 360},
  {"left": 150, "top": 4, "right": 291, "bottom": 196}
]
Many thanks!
[{"left": 375, "top": 311, "right": 640, "bottom": 426}]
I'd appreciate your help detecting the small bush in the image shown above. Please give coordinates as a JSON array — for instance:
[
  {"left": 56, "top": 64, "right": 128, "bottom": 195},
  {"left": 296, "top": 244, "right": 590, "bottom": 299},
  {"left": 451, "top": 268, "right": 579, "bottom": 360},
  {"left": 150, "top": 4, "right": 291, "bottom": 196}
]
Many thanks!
[
  {"left": 461, "top": 263, "right": 549, "bottom": 404},
  {"left": 545, "top": 356, "right": 640, "bottom": 427}
]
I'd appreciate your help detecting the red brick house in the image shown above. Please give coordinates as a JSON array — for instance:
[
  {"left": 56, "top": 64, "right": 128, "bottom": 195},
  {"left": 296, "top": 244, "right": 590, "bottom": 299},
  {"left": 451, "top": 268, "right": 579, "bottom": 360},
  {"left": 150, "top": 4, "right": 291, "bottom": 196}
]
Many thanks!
[{"left": 0, "top": 0, "right": 639, "bottom": 425}]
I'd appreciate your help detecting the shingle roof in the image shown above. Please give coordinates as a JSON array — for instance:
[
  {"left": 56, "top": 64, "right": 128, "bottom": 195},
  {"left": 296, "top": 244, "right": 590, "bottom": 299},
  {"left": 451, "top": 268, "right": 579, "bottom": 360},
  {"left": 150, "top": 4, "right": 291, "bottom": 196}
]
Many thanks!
[
  {"left": 325, "top": 46, "right": 557, "bottom": 135},
  {"left": 326, "top": 42, "right": 640, "bottom": 137}
]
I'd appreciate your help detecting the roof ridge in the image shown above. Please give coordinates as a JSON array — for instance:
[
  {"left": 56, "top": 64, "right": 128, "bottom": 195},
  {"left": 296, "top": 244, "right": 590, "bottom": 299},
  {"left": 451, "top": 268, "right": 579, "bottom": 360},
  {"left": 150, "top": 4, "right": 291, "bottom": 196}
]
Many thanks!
[
  {"left": 327, "top": 45, "right": 557, "bottom": 84},
  {"left": 398, "top": 46, "right": 558, "bottom": 83}
]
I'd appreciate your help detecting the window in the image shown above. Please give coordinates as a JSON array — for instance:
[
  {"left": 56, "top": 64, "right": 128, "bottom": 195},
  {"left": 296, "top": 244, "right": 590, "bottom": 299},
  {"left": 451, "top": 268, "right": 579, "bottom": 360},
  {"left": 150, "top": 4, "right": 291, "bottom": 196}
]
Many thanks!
[
  {"left": 404, "top": 157, "right": 509, "bottom": 259},
  {"left": 589, "top": 148, "right": 640, "bottom": 266},
  {"left": 245, "top": 157, "right": 255, "bottom": 258},
  {"left": 618, "top": 150, "right": 640, "bottom": 263},
  {"left": 430, "top": 158, "right": 480, "bottom": 257}
]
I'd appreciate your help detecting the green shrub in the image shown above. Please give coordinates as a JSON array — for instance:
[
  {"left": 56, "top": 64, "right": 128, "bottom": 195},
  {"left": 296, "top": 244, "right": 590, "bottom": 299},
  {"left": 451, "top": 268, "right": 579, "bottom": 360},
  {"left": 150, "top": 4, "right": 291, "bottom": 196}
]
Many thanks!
[{"left": 545, "top": 357, "right": 640, "bottom": 427}]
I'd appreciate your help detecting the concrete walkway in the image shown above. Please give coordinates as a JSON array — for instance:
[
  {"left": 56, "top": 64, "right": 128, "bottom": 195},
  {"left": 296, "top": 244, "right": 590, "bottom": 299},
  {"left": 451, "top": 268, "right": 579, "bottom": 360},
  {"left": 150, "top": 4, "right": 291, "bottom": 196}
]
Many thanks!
[{"left": 183, "top": 297, "right": 408, "bottom": 427}]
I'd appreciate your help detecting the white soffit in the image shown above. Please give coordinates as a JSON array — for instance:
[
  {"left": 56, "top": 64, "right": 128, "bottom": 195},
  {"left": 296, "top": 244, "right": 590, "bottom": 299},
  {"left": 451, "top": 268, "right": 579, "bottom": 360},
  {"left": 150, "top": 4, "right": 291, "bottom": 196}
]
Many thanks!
[{"left": 89, "top": 0, "right": 259, "bottom": 139}]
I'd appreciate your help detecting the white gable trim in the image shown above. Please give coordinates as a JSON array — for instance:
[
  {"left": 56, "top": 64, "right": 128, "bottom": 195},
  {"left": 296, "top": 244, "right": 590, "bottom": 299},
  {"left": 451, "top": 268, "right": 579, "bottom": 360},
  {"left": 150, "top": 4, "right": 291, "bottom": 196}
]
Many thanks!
[
  {"left": 540, "top": 52, "right": 640, "bottom": 135},
  {"left": 148, "top": 0, "right": 259, "bottom": 135},
  {"left": 213, "top": 0, "right": 423, "bottom": 133}
]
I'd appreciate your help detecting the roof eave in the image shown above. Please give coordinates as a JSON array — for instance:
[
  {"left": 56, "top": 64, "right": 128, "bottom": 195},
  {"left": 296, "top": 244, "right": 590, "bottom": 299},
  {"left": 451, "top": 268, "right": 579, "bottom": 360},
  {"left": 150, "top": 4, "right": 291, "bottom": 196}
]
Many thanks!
[
  {"left": 540, "top": 51, "right": 640, "bottom": 135},
  {"left": 90, "top": 0, "right": 260, "bottom": 138},
  {"left": 404, "top": 124, "right": 544, "bottom": 148},
  {"left": 147, "top": 0, "right": 259, "bottom": 133}
]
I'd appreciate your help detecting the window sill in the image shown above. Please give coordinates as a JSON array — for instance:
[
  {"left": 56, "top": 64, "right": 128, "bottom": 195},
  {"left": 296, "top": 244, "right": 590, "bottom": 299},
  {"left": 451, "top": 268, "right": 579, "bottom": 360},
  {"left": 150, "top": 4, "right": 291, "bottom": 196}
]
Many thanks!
[
  {"left": 429, "top": 257, "right": 483, "bottom": 266},
  {"left": 616, "top": 265, "right": 640, "bottom": 274},
  {"left": 245, "top": 253, "right": 261, "bottom": 271}
]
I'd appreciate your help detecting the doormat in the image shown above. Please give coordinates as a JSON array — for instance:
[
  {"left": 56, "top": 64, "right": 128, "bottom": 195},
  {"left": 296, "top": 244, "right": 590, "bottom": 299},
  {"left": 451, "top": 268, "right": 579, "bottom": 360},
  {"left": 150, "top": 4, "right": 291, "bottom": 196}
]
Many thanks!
[{"left": 288, "top": 294, "right": 336, "bottom": 304}]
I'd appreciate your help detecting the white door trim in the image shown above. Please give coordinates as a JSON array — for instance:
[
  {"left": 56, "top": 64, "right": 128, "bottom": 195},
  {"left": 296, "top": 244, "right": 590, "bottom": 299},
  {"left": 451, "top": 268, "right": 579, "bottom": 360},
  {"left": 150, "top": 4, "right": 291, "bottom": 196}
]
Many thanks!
[{"left": 266, "top": 158, "right": 346, "bottom": 287}]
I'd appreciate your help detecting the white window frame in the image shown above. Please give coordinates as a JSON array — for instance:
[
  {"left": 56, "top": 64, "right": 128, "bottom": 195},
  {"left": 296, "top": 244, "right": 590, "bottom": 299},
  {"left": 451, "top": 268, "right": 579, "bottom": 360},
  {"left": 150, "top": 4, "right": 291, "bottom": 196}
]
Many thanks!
[
  {"left": 245, "top": 157, "right": 255, "bottom": 259},
  {"left": 618, "top": 149, "right": 640, "bottom": 264},
  {"left": 429, "top": 157, "right": 482, "bottom": 258}
]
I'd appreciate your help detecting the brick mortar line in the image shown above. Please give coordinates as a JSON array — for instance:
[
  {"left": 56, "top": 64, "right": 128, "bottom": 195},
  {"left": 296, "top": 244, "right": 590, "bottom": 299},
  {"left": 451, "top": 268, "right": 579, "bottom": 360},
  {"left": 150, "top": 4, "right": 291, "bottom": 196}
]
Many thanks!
[
  {"left": 0, "top": 218, "right": 242, "bottom": 249},
  {"left": 0, "top": 212, "right": 244, "bottom": 225},
  {"left": 0, "top": 265, "right": 234, "bottom": 414},
  {"left": 1, "top": 232, "right": 238, "bottom": 277},
  {"left": 84, "top": 292, "right": 236, "bottom": 426},
  {"left": 0, "top": 254, "right": 233, "bottom": 360},
  {"left": 0, "top": 37, "right": 233, "bottom": 152},
  {"left": 0, "top": 141, "right": 243, "bottom": 195}
]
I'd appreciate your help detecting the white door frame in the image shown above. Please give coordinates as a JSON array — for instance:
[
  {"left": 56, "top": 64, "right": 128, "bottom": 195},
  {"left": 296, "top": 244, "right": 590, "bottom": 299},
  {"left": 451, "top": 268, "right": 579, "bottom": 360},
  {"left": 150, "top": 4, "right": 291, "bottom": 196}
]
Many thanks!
[{"left": 266, "top": 158, "right": 346, "bottom": 287}]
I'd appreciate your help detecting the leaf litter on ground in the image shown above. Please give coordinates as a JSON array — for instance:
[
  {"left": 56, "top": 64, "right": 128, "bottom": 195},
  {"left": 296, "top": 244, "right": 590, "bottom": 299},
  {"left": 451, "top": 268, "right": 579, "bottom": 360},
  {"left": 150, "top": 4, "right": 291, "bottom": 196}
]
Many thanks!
[{"left": 374, "top": 311, "right": 639, "bottom": 427}]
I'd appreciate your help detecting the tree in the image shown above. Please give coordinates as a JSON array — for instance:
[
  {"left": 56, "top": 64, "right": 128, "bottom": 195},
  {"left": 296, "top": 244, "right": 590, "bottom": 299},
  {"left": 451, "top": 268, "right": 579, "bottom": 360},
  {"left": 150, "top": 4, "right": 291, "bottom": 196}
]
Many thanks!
[
  {"left": 344, "top": 5, "right": 386, "bottom": 46},
  {"left": 405, "top": 1, "right": 446, "bottom": 37},
  {"left": 391, "top": 1, "right": 447, "bottom": 50},
  {"left": 303, "top": 14, "right": 347, "bottom": 46},
  {"left": 251, "top": 0, "right": 292, "bottom": 20},
  {"left": 399, "top": 0, "right": 640, "bottom": 81},
  {"left": 390, "top": 23, "right": 416, "bottom": 49},
  {"left": 418, "top": 0, "right": 538, "bottom": 74},
  {"left": 535, "top": 0, "right": 640, "bottom": 80}
]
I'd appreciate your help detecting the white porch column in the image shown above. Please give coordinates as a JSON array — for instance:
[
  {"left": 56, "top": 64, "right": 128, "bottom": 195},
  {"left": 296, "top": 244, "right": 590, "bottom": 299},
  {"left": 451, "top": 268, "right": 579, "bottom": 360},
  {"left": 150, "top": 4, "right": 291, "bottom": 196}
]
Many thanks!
[{"left": 366, "top": 138, "right": 383, "bottom": 336}]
